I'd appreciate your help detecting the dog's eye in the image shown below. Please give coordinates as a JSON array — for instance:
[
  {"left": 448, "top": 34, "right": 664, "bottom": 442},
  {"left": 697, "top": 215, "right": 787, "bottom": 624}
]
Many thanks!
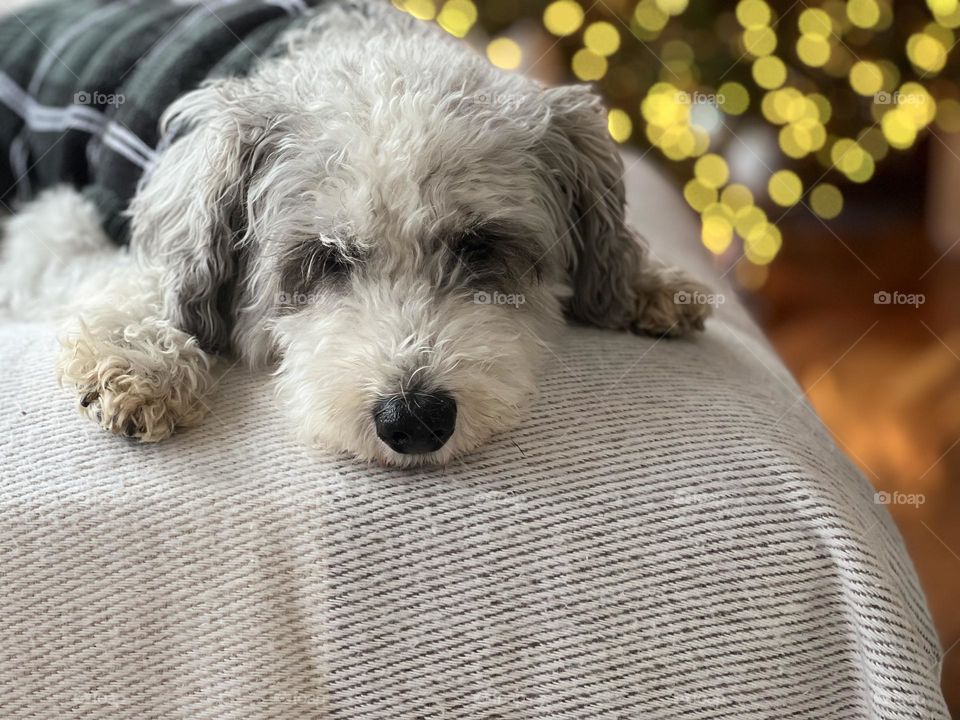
[
  {"left": 453, "top": 232, "right": 495, "bottom": 266},
  {"left": 279, "top": 240, "right": 355, "bottom": 297},
  {"left": 447, "top": 222, "right": 540, "bottom": 288},
  {"left": 308, "top": 244, "right": 354, "bottom": 280},
  {"left": 449, "top": 225, "right": 510, "bottom": 277}
]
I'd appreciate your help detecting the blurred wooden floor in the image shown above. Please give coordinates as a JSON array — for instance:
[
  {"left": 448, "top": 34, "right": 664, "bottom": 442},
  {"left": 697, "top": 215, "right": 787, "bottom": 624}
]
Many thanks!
[{"left": 754, "top": 212, "right": 960, "bottom": 716}]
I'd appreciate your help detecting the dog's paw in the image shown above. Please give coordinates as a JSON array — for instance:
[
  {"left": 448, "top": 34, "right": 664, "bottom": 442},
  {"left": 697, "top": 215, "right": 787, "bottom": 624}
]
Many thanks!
[
  {"left": 632, "top": 274, "right": 714, "bottom": 338},
  {"left": 57, "top": 323, "right": 214, "bottom": 442},
  {"left": 72, "top": 376, "right": 181, "bottom": 442}
]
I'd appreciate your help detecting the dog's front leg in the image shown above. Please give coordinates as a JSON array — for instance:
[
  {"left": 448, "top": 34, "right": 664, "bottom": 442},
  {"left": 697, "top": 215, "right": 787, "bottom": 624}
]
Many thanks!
[
  {"left": 629, "top": 258, "right": 714, "bottom": 338},
  {"left": 56, "top": 268, "right": 217, "bottom": 442}
]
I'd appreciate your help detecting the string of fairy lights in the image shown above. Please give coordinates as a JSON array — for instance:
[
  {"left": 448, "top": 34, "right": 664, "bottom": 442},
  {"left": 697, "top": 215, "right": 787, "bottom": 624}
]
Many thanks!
[{"left": 392, "top": 0, "right": 960, "bottom": 289}]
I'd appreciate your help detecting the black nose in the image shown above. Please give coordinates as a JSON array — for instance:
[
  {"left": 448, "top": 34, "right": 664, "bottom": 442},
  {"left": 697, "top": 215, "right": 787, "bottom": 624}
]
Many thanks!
[{"left": 373, "top": 392, "right": 457, "bottom": 455}]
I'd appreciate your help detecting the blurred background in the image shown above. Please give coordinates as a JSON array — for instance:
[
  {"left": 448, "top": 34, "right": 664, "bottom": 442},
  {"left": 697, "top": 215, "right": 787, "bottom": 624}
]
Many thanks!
[{"left": 393, "top": 0, "right": 960, "bottom": 711}]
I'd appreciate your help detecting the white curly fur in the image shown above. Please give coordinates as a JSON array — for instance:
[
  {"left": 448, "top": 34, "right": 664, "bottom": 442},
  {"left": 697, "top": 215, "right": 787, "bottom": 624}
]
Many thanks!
[{"left": 0, "top": 0, "right": 712, "bottom": 465}]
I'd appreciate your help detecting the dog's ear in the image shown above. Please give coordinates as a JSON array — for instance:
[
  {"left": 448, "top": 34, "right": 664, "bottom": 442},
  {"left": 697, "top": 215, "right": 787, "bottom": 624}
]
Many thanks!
[
  {"left": 130, "top": 79, "right": 283, "bottom": 354},
  {"left": 539, "top": 84, "right": 645, "bottom": 330}
]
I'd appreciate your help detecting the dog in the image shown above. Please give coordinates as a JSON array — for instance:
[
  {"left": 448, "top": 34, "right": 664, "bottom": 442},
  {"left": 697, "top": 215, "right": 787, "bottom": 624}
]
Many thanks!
[{"left": 0, "top": 0, "right": 712, "bottom": 467}]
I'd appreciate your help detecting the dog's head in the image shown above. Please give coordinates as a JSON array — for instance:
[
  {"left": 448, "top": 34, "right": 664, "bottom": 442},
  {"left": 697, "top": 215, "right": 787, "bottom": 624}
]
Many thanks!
[{"left": 132, "top": 17, "right": 644, "bottom": 466}]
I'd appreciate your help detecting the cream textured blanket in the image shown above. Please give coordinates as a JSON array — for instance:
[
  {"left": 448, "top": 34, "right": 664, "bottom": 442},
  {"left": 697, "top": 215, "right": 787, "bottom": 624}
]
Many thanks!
[{"left": 0, "top": 159, "right": 949, "bottom": 719}]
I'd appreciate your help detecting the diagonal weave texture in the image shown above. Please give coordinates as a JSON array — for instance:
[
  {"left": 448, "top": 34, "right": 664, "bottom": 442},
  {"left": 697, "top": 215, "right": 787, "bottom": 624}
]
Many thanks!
[{"left": 0, "top": 159, "right": 949, "bottom": 719}]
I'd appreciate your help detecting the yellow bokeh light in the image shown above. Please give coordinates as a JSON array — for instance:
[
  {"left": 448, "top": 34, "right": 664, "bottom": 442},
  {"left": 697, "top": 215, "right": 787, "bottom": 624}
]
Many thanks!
[
  {"left": 907, "top": 33, "right": 948, "bottom": 74},
  {"left": 735, "top": 206, "right": 768, "bottom": 243},
  {"left": 810, "top": 184, "right": 844, "bottom": 219},
  {"left": 691, "top": 127, "right": 711, "bottom": 157},
  {"left": 607, "top": 108, "right": 633, "bottom": 143},
  {"left": 641, "top": 85, "right": 688, "bottom": 128},
  {"left": 847, "top": 0, "right": 880, "bottom": 28},
  {"left": 736, "top": 0, "right": 772, "bottom": 29},
  {"left": 486, "top": 37, "right": 522, "bottom": 70},
  {"left": 933, "top": 3, "right": 960, "bottom": 28},
  {"left": 703, "top": 202, "right": 735, "bottom": 224},
  {"left": 849, "top": 61, "right": 883, "bottom": 96},
  {"left": 634, "top": 0, "right": 669, "bottom": 32},
  {"left": 768, "top": 170, "right": 803, "bottom": 206},
  {"left": 744, "top": 223, "right": 782, "bottom": 265},
  {"left": 702, "top": 215, "right": 734, "bottom": 254},
  {"left": 718, "top": 82, "right": 750, "bottom": 115},
  {"left": 695, "top": 153, "right": 730, "bottom": 189},
  {"left": 882, "top": 108, "right": 918, "bottom": 149},
  {"left": 830, "top": 139, "right": 860, "bottom": 171},
  {"left": 571, "top": 49, "right": 608, "bottom": 80},
  {"left": 928, "top": 0, "right": 959, "bottom": 15},
  {"left": 752, "top": 56, "right": 787, "bottom": 89},
  {"left": 778, "top": 126, "right": 805, "bottom": 157},
  {"left": 721, "top": 184, "right": 754, "bottom": 213},
  {"left": 403, "top": 0, "right": 436, "bottom": 20},
  {"left": 543, "top": 0, "right": 584, "bottom": 36},
  {"left": 798, "top": 8, "right": 833, "bottom": 37},
  {"left": 847, "top": 153, "right": 875, "bottom": 183},
  {"left": 656, "top": 0, "right": 689, "bottom": 15},
  {"left": 829, "top": 138, "right": 876, "bottom": 182},
  {"left": 584, "top": 21, "right": 621, "bottom": 56},
  {"left": 744, "top": 26, "right": 777, "bottom": 56},
  {"left": 770, "top": 88, "right": 806, "bottom": 122},
  {"left": 926, "top": 21, "right": 955, "bottom": 48},
  {"left": 803, "top": 119, "right": 827, "bottom": 151},
  {"left": 437, "top": 0, "right": 477, "bottom": 37},
  {"left": 641, "top": 82, "right": 713, "bottom": 160},
  {"left": 659, "top": 125, "right": 697, "bottom": 160},
  {"left": 898, "top": 82, "right": 936, "bottom": 127},
  {"left": 762, "top": 90, "right": 786, "bottom": 124},
  {"left": 779, "top": 121, "right": 824, "bottom": 158},
  {"left": 796, "top": 35, "right": 831, "bottom": 67},
  {"left": 809, "top": 93, "right": 833, "bottom": 123},
  {"left": 684, "top": 179, "right": 718, "bottom": 212}
]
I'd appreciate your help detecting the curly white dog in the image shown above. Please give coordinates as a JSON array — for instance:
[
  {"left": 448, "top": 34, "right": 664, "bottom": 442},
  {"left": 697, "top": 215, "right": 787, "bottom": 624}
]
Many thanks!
[{"left": 0, "top": 1, "right": 711, "bottom": 467}]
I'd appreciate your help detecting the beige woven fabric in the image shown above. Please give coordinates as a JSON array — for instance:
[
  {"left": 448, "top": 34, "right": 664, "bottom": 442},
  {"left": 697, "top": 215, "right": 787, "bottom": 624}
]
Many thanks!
[{"left": 0, "top": 159, "right": 949, "bottom": 719}]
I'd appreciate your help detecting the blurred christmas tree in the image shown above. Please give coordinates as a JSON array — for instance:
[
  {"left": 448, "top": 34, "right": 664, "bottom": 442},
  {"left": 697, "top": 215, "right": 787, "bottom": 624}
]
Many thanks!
[{"left": 394, "top": 0, "right": 960, "bottom": 289}]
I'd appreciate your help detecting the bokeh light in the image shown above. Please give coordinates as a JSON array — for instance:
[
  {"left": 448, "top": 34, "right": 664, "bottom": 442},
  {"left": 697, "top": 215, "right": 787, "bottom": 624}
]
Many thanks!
[
  {"left": 608, "top": 108, "right": 633, "bottom": 143},
  {"left": 810, "top": 183, "right": 844, "bottom": 219},
  {"left": 695, "top": 154, "right": 730, "bottom": 189},
  {"left": 436, "top": 0, "right": 477, "bottom": 36},
  {"left": 543, "top": 0, "right": 584, "bottom": 36},
  {"left": 584, "top": 21, "right": 621, "bottom": 56},
  {"left": 753, "top": 56, "right": 787, "bottom": 89},
  {"left": 409, "top": 0, "right": 959, "bottom": 287},
  {"left": 486, "top": 37, "right": 521, "bottom": 70},
  {"left": 572, "top": 49, "right": 607, "bottom": 80},
  {"left": 769, "top": 170, "right": 803, "bottom": 206}
]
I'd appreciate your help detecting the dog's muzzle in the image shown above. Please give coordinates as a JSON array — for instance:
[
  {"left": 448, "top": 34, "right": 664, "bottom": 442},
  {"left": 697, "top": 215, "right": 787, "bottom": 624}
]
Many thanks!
[{"left": 373, "top": 392, "right": 457, "bottom": 455}]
